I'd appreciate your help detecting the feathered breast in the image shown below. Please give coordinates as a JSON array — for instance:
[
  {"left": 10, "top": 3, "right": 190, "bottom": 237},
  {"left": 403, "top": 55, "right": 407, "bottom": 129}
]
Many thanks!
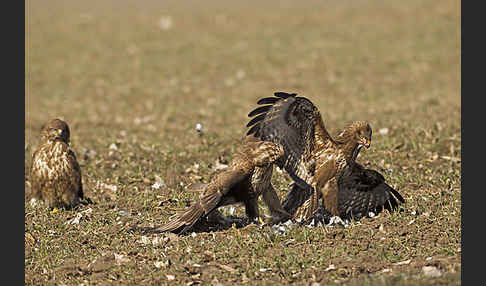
[{"left": 32, "top": 141, "right": 78, "bottom": 181}]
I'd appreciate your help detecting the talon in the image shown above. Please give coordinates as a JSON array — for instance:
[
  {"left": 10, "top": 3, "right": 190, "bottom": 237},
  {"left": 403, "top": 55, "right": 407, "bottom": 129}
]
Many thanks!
[{"left": 258, "top": 217, "right": 265, "bottom": 225}]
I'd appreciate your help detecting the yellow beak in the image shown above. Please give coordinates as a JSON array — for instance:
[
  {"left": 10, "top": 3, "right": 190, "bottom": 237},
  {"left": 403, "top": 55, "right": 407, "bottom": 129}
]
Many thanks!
[{"left": 360, "top": 138, "right": 371, "bottom": 148}]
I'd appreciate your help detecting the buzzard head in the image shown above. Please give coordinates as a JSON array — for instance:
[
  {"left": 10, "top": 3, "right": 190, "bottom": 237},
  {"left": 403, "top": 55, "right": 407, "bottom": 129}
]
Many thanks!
[
  {"left": 337, "top": 121, "right": 372, "bottom": 162},
  {"left": 41, "top": 118, "right": 71, "bottom": 144},
  {"left": 353, "top": 121, "right": 372, "bottom": 150}
]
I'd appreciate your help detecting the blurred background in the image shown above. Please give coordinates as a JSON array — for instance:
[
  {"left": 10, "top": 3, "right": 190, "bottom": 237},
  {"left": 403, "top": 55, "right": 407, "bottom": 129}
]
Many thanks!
[{"left": 26, "top": 0, "right": 460, "bottom": 148}]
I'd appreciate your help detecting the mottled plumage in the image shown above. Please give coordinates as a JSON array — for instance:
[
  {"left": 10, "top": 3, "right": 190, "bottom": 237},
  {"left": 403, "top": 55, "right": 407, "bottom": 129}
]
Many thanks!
[
  {"left": 247, "top": 92, "right": 403, "bottom": 221},
  {"left": 29, "top": 119, "right": 84, "bottom": 209},
  {"left": 155, "top": 135, "right": 291, "bottom": 234},
  {"left": 291, "top": 120, "right": 373, "bottom": 220}
]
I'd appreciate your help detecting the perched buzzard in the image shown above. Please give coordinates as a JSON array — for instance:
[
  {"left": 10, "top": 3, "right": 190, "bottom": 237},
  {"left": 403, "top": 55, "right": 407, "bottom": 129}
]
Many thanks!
[
  {"left": 247, "top": 92, "right": 404, "bottom": 221},
  {"left": 29, "top": 119, "right": 84, "bottom": 209},
  {"left": 154, "top": 135, "right": 291, "bottom": 234}
]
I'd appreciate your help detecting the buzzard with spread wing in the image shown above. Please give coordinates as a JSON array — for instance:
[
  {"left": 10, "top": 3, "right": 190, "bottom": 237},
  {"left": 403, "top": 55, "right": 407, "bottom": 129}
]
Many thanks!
[
  {"left": 247, "top": 92, "right": 404, "bottom": 221},
  {"left": 154, "top": 135, "right": 291, "bottom": 234},
  {"left": 29, "top": 119, "right": 84, "bottom": 209}
]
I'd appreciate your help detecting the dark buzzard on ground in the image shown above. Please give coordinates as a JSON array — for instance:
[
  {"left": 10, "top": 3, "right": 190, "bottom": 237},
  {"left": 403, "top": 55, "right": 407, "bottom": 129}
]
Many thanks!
[{"left": 282, "top": 162, "right": 405, "bottom": 223}]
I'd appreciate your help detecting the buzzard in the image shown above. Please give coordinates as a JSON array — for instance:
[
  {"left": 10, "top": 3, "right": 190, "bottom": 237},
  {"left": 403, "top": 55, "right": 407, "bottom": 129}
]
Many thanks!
[
  {"left": 154, "top": 135, "right": 291, "bottom": 234},
  {"left": 247, "top": 92, "right": 404, "bottom": 221},
  {"left": 282, "top": 162, "right": 405, "bottom": 223},
  {"left": 29, "top": 119, "right": 84, "bottom": 209}
]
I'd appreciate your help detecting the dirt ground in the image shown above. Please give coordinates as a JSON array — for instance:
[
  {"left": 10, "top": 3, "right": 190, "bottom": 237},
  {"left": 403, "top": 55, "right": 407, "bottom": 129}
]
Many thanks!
[{"left": 25, "top": 0, "right": 460, "bottom": 285}]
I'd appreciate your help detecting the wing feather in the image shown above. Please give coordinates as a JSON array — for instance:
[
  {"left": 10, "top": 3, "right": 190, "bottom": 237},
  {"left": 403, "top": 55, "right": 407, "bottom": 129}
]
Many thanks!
[
  {"left": 68, "top": 149, "right": 84, "bottom": 199},
  {"left": 257, "top": 97, "right": 280, "bottom": 105},
  {"left": 274, "top": 92, "right": 297, "bottom": 99},
  {"left": 247, "top": 92, "right": 320, "bottom": 189},
  {"left": 336, "top": 163, "right": 405, "bottom": 219},
  {"left": 246, "top": 113, "right": 267, "bottom": 128},
  {"left": 155, "top": 163, "right": 251, "bottom": 234},
  {"left": 247, "top": 105, "right": 272, "bottom": 118}
]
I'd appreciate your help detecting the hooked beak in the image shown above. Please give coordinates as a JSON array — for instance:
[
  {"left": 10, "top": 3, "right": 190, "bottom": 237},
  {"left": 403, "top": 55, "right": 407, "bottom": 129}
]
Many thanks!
[{"left": 359, "top": 138, "right": 371, "bottom": 149}]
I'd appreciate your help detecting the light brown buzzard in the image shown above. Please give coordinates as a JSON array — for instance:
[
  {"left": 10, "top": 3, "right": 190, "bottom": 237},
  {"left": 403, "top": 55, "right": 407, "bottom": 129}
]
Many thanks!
[
  {"left": 29, "top": 119, "right": 84, "bottom": 209},
  {"left": 154, "top": 135, "right": 291, "bottom": 234}
]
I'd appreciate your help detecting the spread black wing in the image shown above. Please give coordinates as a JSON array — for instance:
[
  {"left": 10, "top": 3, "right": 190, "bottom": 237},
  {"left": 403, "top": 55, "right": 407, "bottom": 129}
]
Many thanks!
[
  {"left": 247, "top": 92, "right": 319, "bottom": 189},
  {"left": 336, "top": 163, "right": 404, "bottom": 219},
  {"left": 282, "top": 163, "right": 404, "bottom": 221}
]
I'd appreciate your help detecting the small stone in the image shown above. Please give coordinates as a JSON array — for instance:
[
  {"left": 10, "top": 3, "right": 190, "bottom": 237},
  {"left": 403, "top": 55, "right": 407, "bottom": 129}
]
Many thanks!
[
  {"left": 422, "top": 266, "right": 442, "bottom": 277},
  {"left": 379, "top": 128, "right": 389, "bottom": 135},
  {"left": 325, "top": 264, "right": 336, "bottom": 271},
  {"left": 158, "top": 16, "right": 173, "bottom": 30},
  {"left": 114, "top": 253, "right": 130, "bottom": 265},
  {"left": 137, "top": 236, "right": 150, "bottom": 244},
  {"left": 394, "top": 259, "right": 412, "bottom": 265}
]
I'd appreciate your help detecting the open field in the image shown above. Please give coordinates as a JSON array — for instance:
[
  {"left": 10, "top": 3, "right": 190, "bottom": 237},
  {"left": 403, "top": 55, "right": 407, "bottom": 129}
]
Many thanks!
[{"left": 25, "top": 0, "right": 460, "bottom": 285}]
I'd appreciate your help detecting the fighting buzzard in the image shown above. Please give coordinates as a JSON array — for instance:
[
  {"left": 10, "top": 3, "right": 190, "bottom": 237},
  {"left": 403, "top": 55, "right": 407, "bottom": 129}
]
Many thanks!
[
  {"left": 155, "top": 135, "right": 291, "bottom": 234},
  {"left": 247, "top": 92, "right": 404, "bottom": 221},
  {"left": 282, "top": 162, "right": 405, "bottom": 223},
  {"left": 29, "top": 119, "right": 84, "bottom": 209}
]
